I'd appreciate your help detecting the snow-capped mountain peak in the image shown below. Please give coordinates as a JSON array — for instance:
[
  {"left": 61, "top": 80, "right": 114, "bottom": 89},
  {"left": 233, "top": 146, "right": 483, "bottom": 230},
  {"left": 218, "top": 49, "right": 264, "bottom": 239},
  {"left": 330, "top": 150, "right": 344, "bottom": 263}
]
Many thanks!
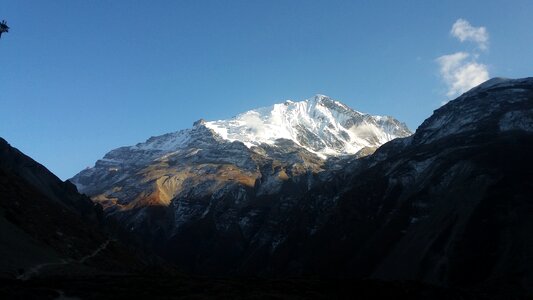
[
  {"left": 205, "top": 94, "right": 411, "bottom": 157},
  {"left": 76, "top": 95, "right": 411, "bottom": 190}
]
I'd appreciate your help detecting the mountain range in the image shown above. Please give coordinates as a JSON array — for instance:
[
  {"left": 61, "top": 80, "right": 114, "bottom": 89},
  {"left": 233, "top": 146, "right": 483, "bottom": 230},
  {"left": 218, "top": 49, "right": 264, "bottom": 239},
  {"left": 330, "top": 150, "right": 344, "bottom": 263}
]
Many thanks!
[
  {"left": 1, "top": 77, "right": 532, "bottom": 298},
  {"left": 69, "top": 94, "right": 411, "bottom": 271}
]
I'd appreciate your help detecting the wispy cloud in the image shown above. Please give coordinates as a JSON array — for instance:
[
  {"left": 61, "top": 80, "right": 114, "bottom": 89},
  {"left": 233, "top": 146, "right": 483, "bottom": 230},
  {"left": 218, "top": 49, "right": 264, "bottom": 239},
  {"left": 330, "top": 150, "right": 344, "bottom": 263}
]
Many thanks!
[
  {"left": 451, "top": 19, "right": 489, "bottom": 50},
  {"left": 437, "top": 52, "right": 489, "bottom": 98},
  {"left": 437, "top": 19, "right": 490, "bottom": 101}
]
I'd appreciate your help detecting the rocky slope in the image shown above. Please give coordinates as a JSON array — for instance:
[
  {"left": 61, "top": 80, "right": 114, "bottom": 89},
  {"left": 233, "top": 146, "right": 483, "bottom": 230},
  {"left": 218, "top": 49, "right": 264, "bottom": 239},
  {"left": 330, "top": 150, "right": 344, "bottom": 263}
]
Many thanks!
[
  {"left": 70, "top": 95, "right": 410, "bottom": 260},
  {"left": 257, "top": 77, "right": 533, "bottom": 294},
  {"left": 3, "top": 138, "right": 484, "bottom": 299},
  {"left": 0, "top": 138, "right": 146, "bottom": 279},
  {"left": 70, "top": 78, "right": 533, "bottom": 295}
]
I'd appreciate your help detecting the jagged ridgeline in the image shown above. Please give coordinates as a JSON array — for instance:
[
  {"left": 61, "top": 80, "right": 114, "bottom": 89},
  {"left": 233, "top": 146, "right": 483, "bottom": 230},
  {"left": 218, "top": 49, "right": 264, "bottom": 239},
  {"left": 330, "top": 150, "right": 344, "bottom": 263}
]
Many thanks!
[
  {"left": 69, "top": 78, "right": 533, "bottom": 294},
  {"left": 1, "top": 78, "right": 532, "bottom": 298},
  {"left": 71, "top": 95, "right": 410, "bottom": 237}
]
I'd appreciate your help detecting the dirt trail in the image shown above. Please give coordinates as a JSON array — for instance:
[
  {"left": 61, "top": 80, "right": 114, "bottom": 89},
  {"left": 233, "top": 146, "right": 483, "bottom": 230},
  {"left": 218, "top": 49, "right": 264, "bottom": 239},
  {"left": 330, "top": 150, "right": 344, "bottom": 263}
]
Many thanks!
[{"left": 17, "top": 240, "right": 112, "bottom": 281}]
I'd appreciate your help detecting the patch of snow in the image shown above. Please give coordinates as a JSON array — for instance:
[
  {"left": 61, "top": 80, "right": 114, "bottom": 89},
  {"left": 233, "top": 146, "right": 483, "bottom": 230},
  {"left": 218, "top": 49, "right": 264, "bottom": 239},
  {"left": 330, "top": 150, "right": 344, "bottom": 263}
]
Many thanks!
[
  {"left": 472, "top": 77, "right": 511, "bottom": 91},
  {"left": 411, "top": 158, "right": 435, "bottom": 174},
  {"left": 132, "top": 130, "right": 192, "bottom": 151},
  {"left": 499, "top": 110, "right": 533, "bottom": 132}
]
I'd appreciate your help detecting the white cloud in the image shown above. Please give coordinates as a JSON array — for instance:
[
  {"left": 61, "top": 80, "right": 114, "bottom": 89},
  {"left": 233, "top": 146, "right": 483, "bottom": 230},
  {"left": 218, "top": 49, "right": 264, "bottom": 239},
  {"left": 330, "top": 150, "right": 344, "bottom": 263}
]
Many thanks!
[
  {"left": 451, "top": 19, "right": 489, "bottom": 50},
  {"left": 437, "top": 52, "right": 489, "bottom": 98},
  {"left": 436, "top": 19, "right": 491, "bottom": 101}
]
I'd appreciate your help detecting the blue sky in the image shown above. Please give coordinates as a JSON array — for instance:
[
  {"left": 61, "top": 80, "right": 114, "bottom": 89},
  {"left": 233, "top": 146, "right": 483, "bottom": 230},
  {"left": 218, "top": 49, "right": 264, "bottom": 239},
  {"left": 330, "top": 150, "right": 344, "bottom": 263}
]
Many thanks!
[{"left": 1, "top": 0, "right": 532, "bottom": 179}]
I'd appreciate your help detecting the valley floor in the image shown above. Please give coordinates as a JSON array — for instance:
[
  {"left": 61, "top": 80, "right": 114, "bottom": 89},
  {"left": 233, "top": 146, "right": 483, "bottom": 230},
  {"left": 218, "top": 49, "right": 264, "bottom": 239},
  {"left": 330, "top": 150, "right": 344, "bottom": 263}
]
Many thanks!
[{"left": 1, "top": 275, "right": 530, "bottom": 300}]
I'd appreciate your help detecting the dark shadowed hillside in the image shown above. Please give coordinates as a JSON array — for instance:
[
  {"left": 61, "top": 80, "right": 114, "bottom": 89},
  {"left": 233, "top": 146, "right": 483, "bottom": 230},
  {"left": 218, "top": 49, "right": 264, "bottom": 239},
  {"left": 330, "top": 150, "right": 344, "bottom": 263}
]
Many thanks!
[
  {"left": 265, "top": 78, "right": 533, "bottom": 296},
  {"left": 0, "top": 138, "right": 146, "bottom": 279},
  {"left": 1, "top": 138, "right": 510, "bottom": 299}
]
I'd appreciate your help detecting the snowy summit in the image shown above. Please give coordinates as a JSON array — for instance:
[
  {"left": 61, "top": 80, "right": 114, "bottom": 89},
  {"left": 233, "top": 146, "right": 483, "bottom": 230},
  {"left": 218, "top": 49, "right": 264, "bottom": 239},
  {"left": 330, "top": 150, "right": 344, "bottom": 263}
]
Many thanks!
[
  {"left": 205, "top": 94, "right": 411, "bottom": 157},
  {"left": 74, "top": 94, "right": 412, "bottom": 194}
]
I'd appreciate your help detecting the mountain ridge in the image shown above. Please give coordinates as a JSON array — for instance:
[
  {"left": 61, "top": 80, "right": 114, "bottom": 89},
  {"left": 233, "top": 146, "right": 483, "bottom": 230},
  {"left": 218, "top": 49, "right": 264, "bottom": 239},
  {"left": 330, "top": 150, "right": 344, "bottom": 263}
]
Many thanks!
[
  {"left": 69, "top": 94, "right": 413, "bottom": 275},
  {"left": 205, "top": 94, "right": 411, "bottom": 157},
  {"left": 0, "top": 138, "right": 147, "bottom": 280},
  {"left": 1, "top": 78, "right": 532, "bottom": 298},
  {"left": 67, "top": 77, "right": 533, "bottom": 294}
]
